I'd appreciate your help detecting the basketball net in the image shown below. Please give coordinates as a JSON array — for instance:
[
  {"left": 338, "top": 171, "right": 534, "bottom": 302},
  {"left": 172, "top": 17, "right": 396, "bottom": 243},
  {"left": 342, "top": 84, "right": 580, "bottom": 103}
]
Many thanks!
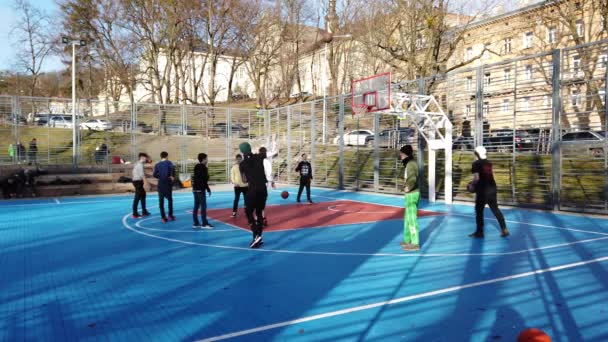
[{"left": 352, "top": 104, "right": 368, "bottom": 119}]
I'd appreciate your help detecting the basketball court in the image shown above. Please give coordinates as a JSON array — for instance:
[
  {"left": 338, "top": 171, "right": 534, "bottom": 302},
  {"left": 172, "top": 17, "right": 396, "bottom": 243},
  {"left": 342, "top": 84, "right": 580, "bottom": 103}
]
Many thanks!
[{"left": 2, "top": 187, "right": 608, "bottom": 341}]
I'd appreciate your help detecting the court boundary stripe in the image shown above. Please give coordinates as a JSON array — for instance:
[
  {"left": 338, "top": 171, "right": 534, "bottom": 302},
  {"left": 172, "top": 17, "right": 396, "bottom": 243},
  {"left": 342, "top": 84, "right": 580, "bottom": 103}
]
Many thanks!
[
  {"left": 196, "top": 255, "right": 608, "bottom": 341},
  {"left": 122, "top": 214, "right": 608, "bottom": 257},
  {"left": 315, "top": 195, "right": 608, "bottom": 236}
]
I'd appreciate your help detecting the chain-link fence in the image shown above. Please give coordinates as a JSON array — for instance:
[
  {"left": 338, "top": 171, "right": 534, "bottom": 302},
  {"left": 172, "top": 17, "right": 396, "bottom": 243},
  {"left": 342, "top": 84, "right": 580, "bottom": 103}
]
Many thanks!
[{"left": 1, "top": 40, "right": 607, "bottom": 213}]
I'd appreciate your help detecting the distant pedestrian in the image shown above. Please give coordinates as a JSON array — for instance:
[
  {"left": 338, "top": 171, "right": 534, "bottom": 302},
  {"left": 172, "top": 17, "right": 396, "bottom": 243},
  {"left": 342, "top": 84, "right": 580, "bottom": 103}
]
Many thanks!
[
  {"left": 131, "top": 153, "right": 151, "bottom": 219},
  {"left": 230, "top": 154, "right": 248, "bottom": 217},
  {"left": 400, "top": 145, "right": 420, "bottom": 251},
  {"left": 192, "top": 153, "right": 213, "bottom": 229},
  {"left": 295, "top": 153, "right": 313, "bottom": 204},
  {"left": 153, "top": 151, "right": 176, "bottom": 223},
  {"left": 469, "top": 146, "right": 510, "bottom": 238},
  {"left": 16, "top": 142, "right": 26, "bottom": 163},
  {"left": 28, "top": 138, "right": 37, "bottom": 165}
]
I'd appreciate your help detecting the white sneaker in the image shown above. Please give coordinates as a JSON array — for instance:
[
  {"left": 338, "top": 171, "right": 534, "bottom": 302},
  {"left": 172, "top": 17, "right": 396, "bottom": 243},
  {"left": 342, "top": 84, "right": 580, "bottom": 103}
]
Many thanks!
[
  {"left": 201, "top": 224, "right": 213, "bottom": 230},
  {"left": 192, "top": 224, "right": 201, "bottom": 229}
]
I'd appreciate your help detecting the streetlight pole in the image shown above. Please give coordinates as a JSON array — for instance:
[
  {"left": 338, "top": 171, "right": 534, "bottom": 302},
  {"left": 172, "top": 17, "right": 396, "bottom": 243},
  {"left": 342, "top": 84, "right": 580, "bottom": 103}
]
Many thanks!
[
  {"left": 321, "top": 34, "right": 351, "bottom": 144},
  {"left": 63, "top": 37, "right": 86, "bottom": 167}
]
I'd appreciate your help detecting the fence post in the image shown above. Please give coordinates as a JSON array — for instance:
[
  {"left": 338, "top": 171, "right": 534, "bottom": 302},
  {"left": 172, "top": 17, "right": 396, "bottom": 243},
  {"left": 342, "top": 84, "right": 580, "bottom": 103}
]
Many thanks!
[
  {"left": 227, "top": 107, "right": 232, "bottom": 183},
  {"left": 475, "top": 66, "right": 484, "bottom": 147},
  {"left": 287, "top": 106, "right": 292, "bottom": 185},
  {"left": 551, "top": 49, "right": 561, "bottom": 211},
  {"left": 338, "top": 95, "right": 345, "bottom": 189},
  {"left": 417, "top": 78, "right": 426, "bottom": 194},
  {"left": 373, "top": 112, "right": 379, "bottom": 192},
  {"left": 11, "top": 96, "right": 19, "bottom": 165},
  {"left": 310, "top": 101, "right": 316, "bottom": 186}
]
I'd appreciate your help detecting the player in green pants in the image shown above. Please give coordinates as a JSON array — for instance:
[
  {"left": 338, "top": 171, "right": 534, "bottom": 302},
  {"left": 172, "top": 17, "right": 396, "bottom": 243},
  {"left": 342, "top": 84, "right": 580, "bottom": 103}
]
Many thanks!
[{"left": 400, "top": 145, "right": 420, "bottom": 251}]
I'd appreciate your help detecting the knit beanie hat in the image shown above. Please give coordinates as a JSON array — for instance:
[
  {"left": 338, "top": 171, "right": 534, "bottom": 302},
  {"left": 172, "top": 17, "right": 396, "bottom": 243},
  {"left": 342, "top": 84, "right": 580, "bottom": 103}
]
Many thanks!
[
  {"left": 400, "top": 145, "right": 413, "bottom": 156},
  {"left": 239, "top": 142, "right": 252, "bottom": 155}
]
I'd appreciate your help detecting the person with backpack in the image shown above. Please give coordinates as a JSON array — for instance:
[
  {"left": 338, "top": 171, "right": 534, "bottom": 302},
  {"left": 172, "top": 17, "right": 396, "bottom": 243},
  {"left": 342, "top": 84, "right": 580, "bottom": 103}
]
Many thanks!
[
  {"left": 469, "top": 146, "right": 510, "bottom": 238},
  {"left": 230, "top": 154, "right": 248, "bottom": 217},
  {"left": 153, "top": 151, "right": 176, "bottom": 223},
  {"left": 239, "top": 142, "right": 268, "bottom": 248},
  {"left": 192, "top": 153, "right": 213, "bottom": 229},
  {"left": 295, "top": 153, "right": 313, "bottom": 204}
]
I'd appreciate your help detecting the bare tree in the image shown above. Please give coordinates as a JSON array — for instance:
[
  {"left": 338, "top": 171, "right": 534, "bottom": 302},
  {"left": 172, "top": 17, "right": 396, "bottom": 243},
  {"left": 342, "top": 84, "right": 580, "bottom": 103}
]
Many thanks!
[{"left": 11, "top": 0, "right": 54, "bottom": 97}]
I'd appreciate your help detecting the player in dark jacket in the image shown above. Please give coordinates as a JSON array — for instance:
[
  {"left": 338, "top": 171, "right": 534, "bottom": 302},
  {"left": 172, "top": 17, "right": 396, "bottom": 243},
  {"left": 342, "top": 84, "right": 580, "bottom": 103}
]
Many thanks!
[
  {"left": 295, "top": 153, "right": 313, "bottom": 204},
  {"left": 153, "top": 151, "right": 176, "bottom": 223},
  {"left": 192, "top": 153, "right": 212, "bottom": 229},
  {"left": 239, "top": 142, "right": 267, "bottom": 248}
]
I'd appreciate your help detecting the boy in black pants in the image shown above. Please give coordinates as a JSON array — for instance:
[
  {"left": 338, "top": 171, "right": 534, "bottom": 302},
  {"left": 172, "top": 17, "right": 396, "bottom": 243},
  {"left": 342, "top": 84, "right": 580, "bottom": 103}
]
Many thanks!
[
  {"left": 132, "top": 153, "right": 151, "bottom": 218},
  {"left": 239, "top": 142, "right": 267, "bottom": 248},
  {"left": 295, "top": 153, "right": 313, "bottom": 204},
  {"left": 153, "top": 151, "right": 176, "bottom": 223},
  {"left": 192, "top": 153, "right": 213, "bottom": 229}
]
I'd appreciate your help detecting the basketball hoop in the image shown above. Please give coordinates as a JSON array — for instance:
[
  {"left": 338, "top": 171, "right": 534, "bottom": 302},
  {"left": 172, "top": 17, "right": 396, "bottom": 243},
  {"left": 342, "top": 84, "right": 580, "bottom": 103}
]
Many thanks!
[{"left": 352, "top": 104, "right": 368, "bottom": 119}]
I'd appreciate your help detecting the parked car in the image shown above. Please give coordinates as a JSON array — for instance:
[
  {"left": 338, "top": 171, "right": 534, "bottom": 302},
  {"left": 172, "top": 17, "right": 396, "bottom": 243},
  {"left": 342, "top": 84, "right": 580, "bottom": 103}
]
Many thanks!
[
  {"left": 48, "top": 115, "right": 74, "bottom": 128},
  {"left": 561, "top": 131, "right": 605, "bottom": 156},
  {"left": 113, "top": 119, "right": 154, "bottom": 133},
  {"left": 333, "top": 130, "right": 374, "bottom": 146},
  {"left": 80, "top": 119, "right": 113, "bottom": 131},
  {"left": 164, "top": 123, "right": 196, "bottom": 136},
  {"left": 485, "top": 129, "right": 535, "bottom": 152},
  {"left": 453, "top": 136, "right": 475, "bottom": 151},
  {"left": 34, "top": 113, "right": 52, "bottom": 126},
  {"left": 210, "top": 122, "right": 249, "bottom": 138},
  {"left": 365, "top": 128, "right": 416, "bottom": 148},
  {"left": 231, "top": 93, "right": 249, "bottom": 100},
  {"left": 290, "top": 91, "right": 312, "bottom": 98}
]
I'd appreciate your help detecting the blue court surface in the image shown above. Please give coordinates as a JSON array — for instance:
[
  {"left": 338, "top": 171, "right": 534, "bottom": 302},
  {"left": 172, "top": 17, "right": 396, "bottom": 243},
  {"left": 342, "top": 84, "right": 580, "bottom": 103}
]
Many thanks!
[{"left": 2, "top": 187, "right": 608, "bottom": 341}]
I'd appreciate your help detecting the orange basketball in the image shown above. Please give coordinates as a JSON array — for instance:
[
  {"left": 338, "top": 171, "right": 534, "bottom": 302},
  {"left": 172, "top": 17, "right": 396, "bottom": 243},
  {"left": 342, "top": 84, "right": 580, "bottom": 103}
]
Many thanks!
[
  {"left": 517, "top": 328, "right": 551, "bottom": 342},
  {"left": 281, "top": 191, "right": 289, "bottom": 199}
]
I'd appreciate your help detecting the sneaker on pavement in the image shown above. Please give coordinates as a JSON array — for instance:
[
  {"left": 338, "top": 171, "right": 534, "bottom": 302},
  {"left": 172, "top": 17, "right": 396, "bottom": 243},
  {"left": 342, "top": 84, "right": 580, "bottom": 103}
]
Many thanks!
[
  {"left": 141, "top": 211, "right": 151, "bottom": 217},
  {"left": 500, "top": 229, "right": 510, "bottom": 237},
  {"left": 231, "top": 212, "right": 237, "bottom": 218},
  {"left": 161, "top": 217, "right": 168, "bottom": 224},
  {"left": 402, "top": 244, "right": 420, "bottom": 251},
  {"left": 250, "top": 235, "right": 263, "bottom": 248},
  {"left": 132, "top": 213, "right": 141, "bottom": 219},
  {"left": 468, "top": 232, "right": 485, "bottom": 238},
  {"left": 168, "top": 215, "right": 176, "bottom": 221},
  {"left": 192, "top": 224, "right": 201, "bottom": 229},
  {"left": 201, "top": 223, "right": 214, "bottom": 229},
  {"left": 308, "top": 200, "right": 314, "bottom": 204}
]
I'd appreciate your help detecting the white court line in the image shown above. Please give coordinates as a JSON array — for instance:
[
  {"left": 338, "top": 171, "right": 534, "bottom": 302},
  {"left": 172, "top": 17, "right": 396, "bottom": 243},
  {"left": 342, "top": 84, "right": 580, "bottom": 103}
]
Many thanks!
[
  {"left": 315, "top": 195, "right": 608, "bottom": 237},
  {"left": 327, "top": 204, "right": 395, "bottom": 214},
  {"left": 0, "top": 194, "right": 232, "bottom": 208},
  {"left": 134, "top": 216, "right": 238, "bottom": 233},
  {"left": 121, "top": 214, "right": 608, "bottom": 257},
  {"left": 196, "top": 255, "right": 608, "bottom": 342}
]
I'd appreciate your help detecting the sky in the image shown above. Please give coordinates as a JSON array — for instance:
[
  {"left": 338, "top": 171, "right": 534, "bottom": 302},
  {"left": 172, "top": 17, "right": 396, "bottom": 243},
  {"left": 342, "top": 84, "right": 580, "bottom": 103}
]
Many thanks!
[{"left": 0, "top": 0, "right": 63, "bottom": 72}]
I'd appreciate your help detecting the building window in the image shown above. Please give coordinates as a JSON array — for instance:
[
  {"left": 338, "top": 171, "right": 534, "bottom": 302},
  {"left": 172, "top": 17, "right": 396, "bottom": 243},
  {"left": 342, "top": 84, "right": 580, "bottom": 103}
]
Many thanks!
[
  {"left": 483, "top": 102, "right": 490, "bottom": 115},
  {"left": 599, "top": 54, "right": 607, "bottom": 69},
  {"left": 465, "top": 47, "right": 473, "bottom": 60},
  {"left": 466, "top": 76, "right": 473, "bottom": 91},
  {"left": 416, "top": 33, "right": 423, "bottom": 48},
  {"left": 575, "top": 19, "right": 584, "bottom": 38},
  {"left": 571, "top": 90, "right": 581, "bottom": 106},
  {"left": 503, "top": 69, "right": 511, "bottom": 83},
  {"left": 502, "top": 99, "right": 510, "bottom": 112},
  {"left": 544, "top": 95, "right": 553, "bottom": 108},
  {"left": 524, "top": 65, "right": 533, "bottom": 80},
  {"left": 598, "top": 89, "right": 605, "bottom": 105},
  {"left": 236, "top": 67, "right": 245, "bottom": 79},
  {"left": 524, "top": 32, "right": 534, "bottom": 48},
  {"left": 573, "top": 55, "right": 581, "bottom": 75},
  {"left": 484, "top": 73, "right": 491, "bottom": 86},
  {"left": 547, "top": 27, "right": 557, "bottom": 43},
  {"left": 465, "top": 104, "right": 472, "bottom": 116},
  {"left": 503, "top": 38, "right": 512, "bottom": 54},
  {"left": 521, "top": 97, "right": 531, "bottom": 111}
]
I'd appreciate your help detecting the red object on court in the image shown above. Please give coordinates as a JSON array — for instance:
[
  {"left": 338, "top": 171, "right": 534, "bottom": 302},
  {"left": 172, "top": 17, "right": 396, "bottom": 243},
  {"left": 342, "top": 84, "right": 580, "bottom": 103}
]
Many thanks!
[
  {"left": 517, "top": 328, "right": 551, "bottom": 342},
  {"left": 281, "top": 191, "right": 289, "bottom": 199},
  {"left": 112, "top": 156, "right": 122, "bottom": 164},
  {"left": 207, "top": 200, "right": 444, "bottom": 232}
]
